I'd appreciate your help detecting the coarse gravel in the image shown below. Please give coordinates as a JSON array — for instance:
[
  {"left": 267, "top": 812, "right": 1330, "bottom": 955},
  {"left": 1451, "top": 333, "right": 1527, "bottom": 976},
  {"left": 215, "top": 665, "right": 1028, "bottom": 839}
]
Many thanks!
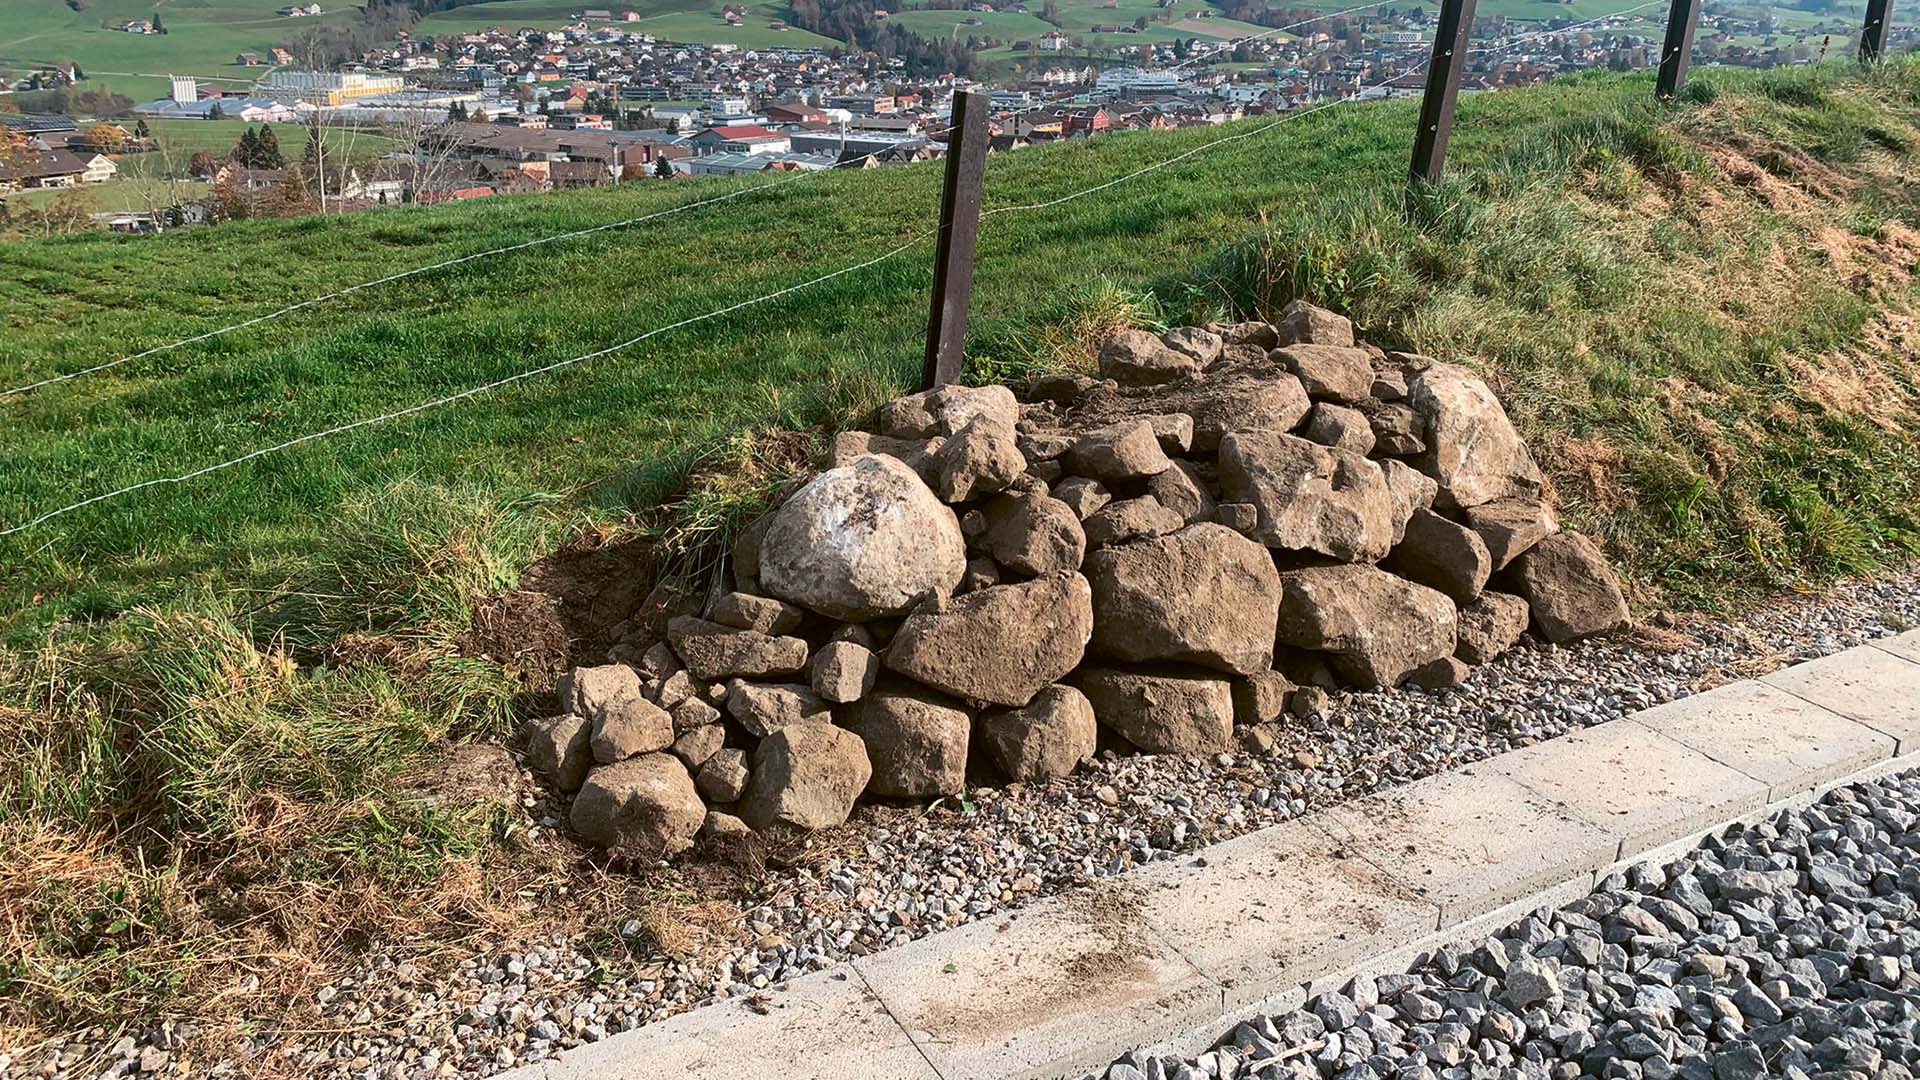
[
  {"left": 21, "top": 569, "right": 1920, "bottom": 1080},
  {"left": 1097, "top": 765, "right": 1920, "bottom": 1080}
]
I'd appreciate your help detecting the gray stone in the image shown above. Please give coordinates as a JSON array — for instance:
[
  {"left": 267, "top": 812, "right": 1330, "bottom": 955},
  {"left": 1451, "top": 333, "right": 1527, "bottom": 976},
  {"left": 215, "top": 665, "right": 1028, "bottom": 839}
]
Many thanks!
[
  {"left": 1084, "top": 523, "right": 1282, "bottom": 676},
  {"left": 666, "top": 616, "right": 810, "bottom": 681},
  {"left": 1051, "top": 476, "right": 1112, "bottom": 520},
  {"left": 1084, "top": 496, "right": 1186, "bottom": 548},
  {"left": 725, "top": 680, "right": 832, "bottom": 737},
  {"left": 980, "top": 492, "right": 1086, "bottom": 576},
  {"left": 1065, "top": 420, "right": 1174, "bottom": 482},
  {"left": 1100, "top": 328, "right": 1202, "bottom": 385},
  {"left": 1274, "top": 344, "right": 1373, "bottom": 403},
  {"left": 524, "top": 714, "right": 592, "bottom": 792},
  {"left": 569, "top": 753, "right": 704, "bottom": 858},
  {"left": 589, "top": 697, "right": 674, "bottom": 764},
  {"left": 706, "top": 592, "right": 804, "bottom": 635},
  {"left": 740, "top": 724, "right": 872, "bottom": 831},
  {"left": 841, "top": 685, "right": 972, "bottom": 797},
  {"left": 1275, "top": 565, "right": 1458, "bottom": 689},
  {"left": 1408, "top": 363, "right": 1544, "bottom": 509},
  {"left": 1145, "top": 460, "right": 1216, "bottom": 524},
  {"left": 668, "top": 723, "right": 726, "bottom": 771},
  {"left": 1162, "top": 327, "right": 1224, "bottom": 368},
  {"left": 1219, "top": 320, "right": 1279, "bottom": 348},
  {"left": 695, "top": 748, "right": 750, "bottom": 803},
  {"left": 1218, "top": 431, "right": 1397, "bottom": 562},
  {"left": 933, "top": 414, "right": 1026, "bottom": 504},
  {"left": 1507, "top": 532, "right": 1630, "bottom": 643},
  {"left": 1455, "top": 591, "right": 1531, "bottom": 664},
  {"left": 1302, "top": 402, "right": 1376, "bottom": 455},
  {"left": 1275, "top": 299, "right": 1355, "bottom": 347},
  {"left": 668, "top": 695, "right": 721, "bottom": 733},
  {"left": 810, "top": 640, "right": 881, "bottom": 704}
]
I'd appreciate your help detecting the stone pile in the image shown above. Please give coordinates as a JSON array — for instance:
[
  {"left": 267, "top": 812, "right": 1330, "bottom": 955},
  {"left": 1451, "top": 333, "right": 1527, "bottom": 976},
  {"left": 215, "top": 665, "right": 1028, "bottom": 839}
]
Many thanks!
[{"left": 522, "top": 300, "right": 1630, "bottom": 857}]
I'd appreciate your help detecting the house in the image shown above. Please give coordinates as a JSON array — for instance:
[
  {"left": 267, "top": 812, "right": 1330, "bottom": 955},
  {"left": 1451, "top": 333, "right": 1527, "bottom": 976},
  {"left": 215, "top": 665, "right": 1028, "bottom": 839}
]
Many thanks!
[
  {"left": 763, "top": 101, "right": 826, "bottom": 125},
  {"left": 278, "top": 3, "right": 323, "bottom": 14},
  {"left": 1039, "top": 31, "right": 1070, "bottom": 51},
  {"left": 236, "top": 53, "right": 263, "bottom": 66},
  {"left": 270, "top": 47, "right": 295, "bottom": 64},
  {"left": 0, "top": 148, "right": 118, "bottom": 190},
  {"left": 686, "top": 123, "right": 790, "bottom": 155}
]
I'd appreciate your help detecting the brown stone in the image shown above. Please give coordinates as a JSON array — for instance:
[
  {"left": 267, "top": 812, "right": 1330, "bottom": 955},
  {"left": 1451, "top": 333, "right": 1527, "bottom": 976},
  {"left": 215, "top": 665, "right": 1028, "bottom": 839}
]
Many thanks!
[
  {"left": 810, "top": 639, "right": 881, "bottom": 704},
  {"left": 841, "top": 685, "right": 971, "bottom": 797},
  {"left": 1506, "top": 532, "right": 1629, "bottom": 643},
  {"left": 667, "top": 616, "right": 809, "bottom": 681},
  {"left": 1217, "top": 431, "right": 1397, "bottom": 562},
  {"left": 979, "top": 685, "right": 1097, "bottom": 782},
  {"left": 1076, "top": 668, "right": 1234, "bottom": 755},
  {"left": 569, "top": 754, "right": 704, "bottom": 858},
  {"left": 524, "top": 714, "right": 591, "bottom": 792},
  {"left": 979, "top": 492, "right": 1087, "bottom": 576},
  {"left": 1455, "top": 590, "right": 1531, "bottom": 664},
  {"left": 706, "top": 592, "right": 804, "bottom": 635},
  {"left": 1099, "top": 328, "right": 1201, "bottom": 386},
  {"left": 1385, "top": 507, "right": 1493, "bottom": 604},
  {"left": 1467, "top": 498, "right": 1561, "bottom": 571},
  {"left": 669, "top": 723, "right": 727, "bottom": 771},
  {"left": 1083, "top": 495, "right": 1186, "bottom": 549},
  {"left": 1274, "top": 299, "right": 1354, "bottom": 347},
  {"left": 1273, "top": 344, "right": 1373, "bottom": 403},
  {"left": 740, "top": 724, "right": 872, "bottom": 831},
  {"left": 883, "top": 572, "right": 1093, "bottom": 707},
  {"left": 1302, "top": 402, "right": 1376, "bottom": 455},
  {"left": 1064, "top": 420, "right": 1173, "bottom": 482},
  {"left": 724, "top": 680, "right": 832, "bottom": 737},
  {"left": 1084, "top": 523, "right": 1281, "bottom": 676},
  {"left": 695, "top": 748, "right": 751, "bottom": 803},
  {"left": 1275, "top": 565, "right": 1458, "bottom": 689}
]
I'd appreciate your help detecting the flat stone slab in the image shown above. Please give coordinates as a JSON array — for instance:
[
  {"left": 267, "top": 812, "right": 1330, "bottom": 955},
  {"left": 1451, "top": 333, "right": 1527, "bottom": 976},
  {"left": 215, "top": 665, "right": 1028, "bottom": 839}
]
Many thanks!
[
  {"left": 1633, "top": 680, "right": 1895, "bottom": 799},
  {"left": 1763, "top": 645, "right": 1920, "bottom": 754},
  {"left": 1312, "top": 768, "right": 1617, "bottom": 927},
  {"left": 854, "top": 880, "right": 1223, "bottom": 1080},
  {"left": 1129, "top": 818, "right": 1440, "bottom": 1010},
  {"left": 1489, "top": 717, "right": 1771, "bottom": 860},
  {"left": 1874, "top": 628, "right": 1920, "bottom": 664},
  {"left": 498, "top": 966, "right": 939, "bottom": 1080}
]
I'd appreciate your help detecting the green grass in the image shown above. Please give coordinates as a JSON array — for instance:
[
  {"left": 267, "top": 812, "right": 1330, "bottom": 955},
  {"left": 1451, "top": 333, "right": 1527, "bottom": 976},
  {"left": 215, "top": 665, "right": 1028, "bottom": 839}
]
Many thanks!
[{"left": 408, "top": 0, "right": 842, "bottom": 48}]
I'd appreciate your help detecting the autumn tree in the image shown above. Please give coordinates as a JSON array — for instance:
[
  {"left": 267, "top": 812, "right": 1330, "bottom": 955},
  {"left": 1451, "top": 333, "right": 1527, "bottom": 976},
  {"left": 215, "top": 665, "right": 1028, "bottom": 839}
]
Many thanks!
[{"left": 82, "top": 124, "right": 126, "bottom": 153}]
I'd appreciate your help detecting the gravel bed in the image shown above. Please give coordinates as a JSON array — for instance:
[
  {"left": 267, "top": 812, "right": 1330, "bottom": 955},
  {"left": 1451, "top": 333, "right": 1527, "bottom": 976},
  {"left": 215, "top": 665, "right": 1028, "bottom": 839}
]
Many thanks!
[
  {"left": 1099, "top": 765, "right": 1920, "bottom": 1080},
  {"left": 20, "top": 570, "right": 1920, "bottom": 1080}
]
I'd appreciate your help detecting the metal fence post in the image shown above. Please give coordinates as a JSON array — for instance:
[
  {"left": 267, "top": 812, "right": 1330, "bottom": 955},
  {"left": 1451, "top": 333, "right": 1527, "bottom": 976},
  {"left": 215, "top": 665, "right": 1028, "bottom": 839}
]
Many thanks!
[
  {"left": 922, "top": 90, "right": 991, "bottom": 390},
  {"left": 1410, "top": 0, "right": 1478, "bottom": 185},
  {"left": 1861, "top": 0, "right": 1894, "bottom": 61},
  {"left": 1656, "top": 0, "right": 1703, "bottom": 99}
]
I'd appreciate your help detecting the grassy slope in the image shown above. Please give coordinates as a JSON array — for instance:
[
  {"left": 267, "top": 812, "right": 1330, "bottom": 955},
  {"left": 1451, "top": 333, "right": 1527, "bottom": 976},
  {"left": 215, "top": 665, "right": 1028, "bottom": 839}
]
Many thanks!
[
  {"left": 5, "top": 61, "right": 1920, "bottom": 1047},
  {"left": 407, "top": 0, "right": 842, "bottom": 48}
]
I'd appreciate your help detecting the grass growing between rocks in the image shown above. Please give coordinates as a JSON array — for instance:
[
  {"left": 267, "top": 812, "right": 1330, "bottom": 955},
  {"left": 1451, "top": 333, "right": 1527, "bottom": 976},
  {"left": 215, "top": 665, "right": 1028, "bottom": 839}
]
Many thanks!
[{"left": 5, "top": 59, "right": 1920, "bottom": 1062}]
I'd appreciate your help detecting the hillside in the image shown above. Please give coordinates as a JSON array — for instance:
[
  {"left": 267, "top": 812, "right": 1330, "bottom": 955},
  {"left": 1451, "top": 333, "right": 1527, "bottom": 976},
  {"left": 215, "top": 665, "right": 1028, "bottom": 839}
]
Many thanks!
[{"left": 4, "top": 61, "right": 1920, "bottom": 1066}]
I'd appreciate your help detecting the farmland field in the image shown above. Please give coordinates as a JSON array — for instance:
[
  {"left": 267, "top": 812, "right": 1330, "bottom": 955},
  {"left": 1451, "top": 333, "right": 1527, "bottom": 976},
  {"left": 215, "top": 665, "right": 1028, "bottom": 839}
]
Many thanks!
[{"left": 408, "top": 0, "right": 841, "bottom": 48}]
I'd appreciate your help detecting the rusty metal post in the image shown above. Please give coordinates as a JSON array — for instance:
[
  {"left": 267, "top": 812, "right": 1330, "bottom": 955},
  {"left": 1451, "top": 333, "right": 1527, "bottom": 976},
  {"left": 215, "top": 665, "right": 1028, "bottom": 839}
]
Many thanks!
[
  {"left": 1656, "top": 0, "right": 1702, "bottom": 99},
  {"left": 1410, "top": 0, "right": 1478, "bottom": 185},
  {"left": 922, "top": 89, "right": 991, "bottom": 390},
  {"left": 1861, "top": 0, "right": 1894, "bottom": 61}
]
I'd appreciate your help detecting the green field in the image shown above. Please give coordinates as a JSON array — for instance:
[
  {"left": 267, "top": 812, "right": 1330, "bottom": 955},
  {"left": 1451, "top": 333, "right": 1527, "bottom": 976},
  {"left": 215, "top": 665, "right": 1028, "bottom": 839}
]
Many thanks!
[{"left": 409, "top": 0, "right": 841, "bottom": 48}]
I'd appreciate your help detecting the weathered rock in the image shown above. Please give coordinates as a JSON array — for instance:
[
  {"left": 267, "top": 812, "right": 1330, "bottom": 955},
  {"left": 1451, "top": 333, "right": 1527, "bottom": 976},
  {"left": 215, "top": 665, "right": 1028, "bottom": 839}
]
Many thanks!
[
  {"left": 558, "top": 664, "right": 645, "bottom": 724},
  {"left": 1084, "top": 523, "right": 1281, "bottom": 675},
  {"left": 1507, "top": 532, "right": 1629, "bottom": 642},
  {"left": 669, "top": 723, "right": 727, "bottom": 771},
  {"left": 1232, "top": 670, "right": 1296, "bottom": 725},
  {"left": 980, "top": 492, "right": 1086, "bottom": 576},
  {"left": 1017, "top": 431, "right": 1072, "bottom": 463},
  {"left": 810, "top": 640, "right": 880, "bottom": 704},
  {"left": 725, "top": 680, "right": 832, "bottom": 736},
  {"left": 1302, "top": 402, "right": 1376, "bottom": 455},
  {"left": 877, "top": 383, "right": 1018, "bottom": 439},
  {"left": 1143, "top": 413, "right": 1196, "bottom": 455},
  {"left": 1219, "top": 320, "right": 1280, "bottom": 349},
  {"left": 979, "top": 685, "right": 1097, "bottom": 782},
  {"left": 524, "top": 714, "right": 592, "bottom": 792},
  {"left": 1145, "top": 460, "right": 1215, "bottom": 524},
  {"left": 700, "top": 808, "right": 752, "bottom": 839},
  {"left": 1455, "top": 590, "right": 1531, "bottom": 664},
  {"left": 706, "top": 592, "right": 804, "bottom": 635},
  {"left": 829, "top": 430, "right": 945, "bottom": 484},
  {"left": 1371, "top": 369, "right": 1409, "bottom": 402},
  {"left": 1408, "top": 363, "right": 1544, "bottom": 509},
  {"left": 1363, "top": 400, "right": 1425, "bottom": 456},
  {"left": 1381, "top": 458, "right": 1439, "bottom": 545},
  {"left": 1063, "top": 420, "right": 1173, "bottom": 482},
  {"left": 1100, "top": 328, "right": 1201, "bottom": 386},
  {"left": 1183, "top": 370, "right": 1313, "bottom": 453},
  {"left": 1083, "top": 496, "right": 1186, "bottom": 548},
  {"left": 1076, "top": 668, "right": 1235, "bottom": 755},
  {"left": 636, "top": 640, "right": 680, "bottom": 680},
  {"left": 1051, "top": 476, "right": 1112, "bottom": 520},
  {"left": 668, "top": 696, "right": 720, "bottom": 733},
  {"left": 740, "top": 724, "right": 872, "bottom": 831},
  {"left": 1275, "top": 565, "right": 1459, "bottom": 689},
  {"left": 589, "top": 698, "right": 674, "bottom": 764},
  {"left": 932, "top": 414, "right": 1025, "bottom": 503},
  {"left": 1408, "top": 655, "right": 1470, "bottom": 690},
  {"left": 1162, "top": 327, "right": 1224, "bottom": 367},
  {"left": 1273, "top": 344, "right": 1373, "bottom": 403},
  {"left": 841, "top": 685, "right": 971, "bottom": 797},
  {"left": 695, "top": 748, "right": 750, "bottom": 803},
  {"left": 757, "top": 455, "right": 967, "bottom": 621},
  {"left": 656, "top": 668, "right": 698, "bottom": 707},
  {"left": 958, "top": 556, "right": 1000, "bottom": 593},
  {"left": 667, "top": 617, "right": 809, "bottom": 681},
  {"left": 1466, "top": 497, "right": 1561, "bottom": 571},
  {"left": 569, "top": 754, "right": 704, "bottom": 858},
  {"left": 1385, "top": 508, "right": 1493, "bottom": 604},
  {"left": 884, "top": 572, "right": 1093, "bottom": 707},
  {"left": 1275, "top": 299, "right": 1355, "bottom": 347},
  {"left": 1213, "top": 502, "right": 1259, "bottom": 534},
  {"left": 1217, "top": 432, "right": 1397, "bottom": 562}
]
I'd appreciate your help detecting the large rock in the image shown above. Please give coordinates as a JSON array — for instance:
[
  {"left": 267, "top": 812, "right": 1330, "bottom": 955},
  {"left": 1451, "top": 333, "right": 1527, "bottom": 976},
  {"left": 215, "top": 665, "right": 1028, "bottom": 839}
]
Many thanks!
[
  {"left": 1232, "top": 670, "right": 1296, "bottom": 725},
  {"left": 1084, "top": 523, "right": 1281, "bottom": 675},
  {"left": 830, "top": 430, "right": 944, "bottom": 486},
  {"left": 589, "top": 699, "right": 674, "bottom": 764},
  {"left": 1507, "top": 532, "right": 1629, "bottom": 642},
  {"left": 725, "top": 680, "right": 832, "bottom": 737},
  {"left": 740, "top": 724, "right": 872, "bottom": 831},
  {"left": 1145, "top": 460, "right": 1215, "bottom": 524},
  {"left": 1083, "top": 496, "right": 1185, "bottom": 549},
  {"left": 878, "top": 383, "right": 1018, "bottom": 438},
  {"left": 1217, "top": 432, "right": 1397, "bottom": 562},
  {"left": 980, "top": 492, "right": 1086, "bottom": 576},
  {"left": 1275, "top": 299, "right": 1354, "bottom": 347},
  {"left": 810, "top": 640, "right": 880, "bottom": 703},
  {"left": 558, "top": 664, "right": 645, "bottom": 722},
  {"left": 667, "top": 616, "right": 810, "bottom": 681},
  {"left": 1051, "top": 477, "right": 1112, "bottom": 520},
  {"left": 884, "top": 572, "right": 1093, "bottom": 707},
  {"left": 757, "top": 455, "right": 967, "bottom": 620},
  {"left": 932, "top": 414, "right": 1025, "bottom": 503},
  {"left": 524, "top": 714, "right": 592, "bottom": 792},
  {"left": 1063, "top": 421, "right": 1172, "bottom": 482},
  {"left": 1466, "top": 497, "right": 1560, "bottom": 571},
  {"left": 841, "top": 685, "right": 972, "bottom": 797},
  {"left": 1274, "top": 345, "right": 1373, "bottom": 403},
  {"left": 1381, "top": 458, "right": 1439, "bottom": 545},
  {"left": 1162, "top": 327, "right": 1224, "bottom": 367},
  {"left": 695, "top": 748, "right": 750, "bottom": 803},
  {"left": 706, "top": 592, "right": 804, "bottom": 635},
  {"left": 1455, "top": 590, "right": 1531, "bottom": 664},
  {"left": 1099, "top": 328, "right": 1201, "bottom": 386},
  {"left": 1183, "top": 369, "right": 1311, "bottom": 453},
  {"left": 1384, "top": 508, "right": 1493, "bottom": 604},
  {"left": 569, "top": 754, "right": 705, "bottom": 858},
  {"left": 1302, "top": 402, "right": 1375, "bottom": 455},
  {"left": 1408, "top": 363, "right": 1544, "bottom": 509},
  {"left": 1274, "top": 565, "right": 1458, "bottom": 689},
  {"left": 1076, "top": 668, "right": 1234, "bottom": 755},
  {"left": 979, "top": 685, "right": 1097, "bottom": 782}
]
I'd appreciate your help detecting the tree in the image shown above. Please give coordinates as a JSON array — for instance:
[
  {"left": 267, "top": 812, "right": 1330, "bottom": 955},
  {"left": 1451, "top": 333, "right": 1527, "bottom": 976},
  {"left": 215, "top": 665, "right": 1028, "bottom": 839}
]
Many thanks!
[
  {"left": 208, "top": 101, "right": 225, "bottom": 120},
  {"left": 134, "top": 118, "right": 151, "bottom": 139},
  {"left": 83, "top": 123, "right": 126, "bottom": 153},
  {"left": 653, "top": 154, "right": 673, "bottom": 178},
  {"left": 189, "top": 150, "right": 216, "bottom": 177},
  {"left": 151, "top": 9, "right": 165, "bottom": 32},
  {"left": 447, "top": 100, "right": 468, "bottom": 121},
  {"left": 257, "top": 124, "right": 284, "bottom": 168},
  {"left": 1132, "top": 15, "right": 1148, "bottom": 29},
  {"left": 302, "top": 124, "right": 322, "bottom": 165},
  {"left": 236, "top": 127, "right": 260, "bottom": 166}
]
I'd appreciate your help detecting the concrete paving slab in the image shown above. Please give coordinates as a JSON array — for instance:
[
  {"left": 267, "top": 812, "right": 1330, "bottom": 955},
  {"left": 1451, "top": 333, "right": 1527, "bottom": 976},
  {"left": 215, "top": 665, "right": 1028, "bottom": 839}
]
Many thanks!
[
  {"left": 1488, "top": 717, "right": 1771, "bottom": 860},
  {"left": 1311, "top": 767, "right": 1616, "bottom": 928},
  {"left": 1632, "top": 680, "right": 1896, "bottom": 799},
  {"left": 1129, "top": 817, "right": 1440, "bottom": 1010},
  {"left": 1873, "top": 628, "right": 1920, "bottom": 665},
  {"left": 496, "top": 965, "right": 938, "bottom": 1080},
  {"left": 1761, "top": 645, "right": 1920, "bottom": 754},
  {"left": 854, "top": 880, "right": 1224, "bottom": 1080}
]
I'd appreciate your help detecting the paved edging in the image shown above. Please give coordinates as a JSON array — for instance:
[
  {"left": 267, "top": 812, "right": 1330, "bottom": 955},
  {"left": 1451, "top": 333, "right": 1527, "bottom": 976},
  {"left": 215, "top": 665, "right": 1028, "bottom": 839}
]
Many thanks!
[{"left": 499, "top": 629, "right": 1920, "bottom": 1080}]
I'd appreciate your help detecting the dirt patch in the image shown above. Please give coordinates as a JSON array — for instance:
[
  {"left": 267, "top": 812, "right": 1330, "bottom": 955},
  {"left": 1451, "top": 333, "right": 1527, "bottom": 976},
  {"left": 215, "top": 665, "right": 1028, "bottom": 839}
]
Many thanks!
[{"left": 464, "top": 531, "right": 663, "bottom": 676}]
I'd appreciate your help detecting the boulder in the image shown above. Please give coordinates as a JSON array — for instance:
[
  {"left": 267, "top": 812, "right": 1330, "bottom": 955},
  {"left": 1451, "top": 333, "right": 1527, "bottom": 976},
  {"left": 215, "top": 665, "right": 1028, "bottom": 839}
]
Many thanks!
[
  {"left": 1084, "top": 523, "right": 1281, "bottom": 675},
  {"left": 668, "top": 696, "right": 721, "bottom": 733},
  {"left": 830, "top": 430, "right": 945, "bottom": 485},
  {"left": 524, "top": 714, "right": 592, "bottom": 792},
  {"left": 959, "top": 557, "right": 1000, "bottom": 593},
  {"left": 669, "top": 723, "right": 726, "bottom": 771},
  {"left": 1466, "top": 497, "right": 1561, "bottom": 571},
  {"left": 757, "top": 455, "right": 967, "bottom": 620},
  {"left": 1100, "top": 328, "right": 1201, "bottom": 386},
  {"left": 1076, "top": 668, "right": 1234, "bottom": 755},
  {"left": 1274, "top": 565, "right": 1458, "bottom": 689},
  {"left": 1408, "top": 655, "right": 1471, "bottom": 691},
  {"left": 979, "top": 685, "right": 1098, "bottom": 782},
  {"left": 706, "top": 592, "right": 804, "bottom": 635},
  {"left": 725, "top": 680, "right": 832, "bottom": 737},
  {"left": 1302, "top": 402, "right": 1376, "bottom": 455},
  {"left": 980, "top": 492, "right": 1087, "bottom": 576},
  {"left": 1083, "top": 496, "right": 1186, "bottom": 548},
  {"left": 1273, "top": 345, "right": 1373, "bottom": 403},
  {"left": 1455, "top": 591, "right": 1531, "bottom": 664},
  {"left": 695, "top": 748, "right": 751, "bottom": 803},
  {"left": 1275, "top": 299, "right": 1355, "bottom": 347},
  {"left": 1145, "top": 413, "right": 1196, "bottom": 454},
  {"left": 1051, "top": 476, "right": 1112, "bottom": 520},
  {"left": 1063, "top": 421, "right": 1173, "bottom": 482},
  {"left": 1381, "top": 458, "right": 1439, "bottom": 545},
  {"left": 810, "top": 640, "right": 881, "bottom": 704},
  {"left": 932, "top": 414, "right": 1026, "bottom": 504},
  {"left": 841, "top": 685, "right": 971, "bottom": 797},
  {"left": 1364, "top": 401, "right": 1425, "bottom": 456},
  {"left": 569, "top": 754, "right": 705, "bottom": 858},
  {"left": 1408, "top": 363, "right": 1544, "bottom": 509},
  {"left": 1507, "top": 532, "right": 1629, "bottom": 642},
  {"left": 877, "top": 383, "right": 1018, "bottom": 439},
  {"left": 1219, "top": 320, "right": 1280, "bottom": 349},
  {"left": 1162, "top": 327, "right": 1224, "bottom": 368},
  {"left": 1181, "top": 370, "right": 1312, "bottom": 453},
  {"left": 740, "top": 724, "right": 872, "bottom": 831},
  {"left": 1145, "top": 460, "right": 1215, "bottom": 524},
  {"left": 667, "top": 616, "right": 810, "bottom": 681},
  {"left": 1384, "top": 508, "right": 1493, "bottom": 604},
  {"left": 1233, "top": 670, "right": 1296, "bottom": 725},
  {"left": 1217, "top": 432, "right": 1397, "bottom": 562},
  {"left": 884, "top": 572, "right": 1094, "bottom": 707},
  {"left": 589, "top": 699, "right": 674, "bottom": 764}
]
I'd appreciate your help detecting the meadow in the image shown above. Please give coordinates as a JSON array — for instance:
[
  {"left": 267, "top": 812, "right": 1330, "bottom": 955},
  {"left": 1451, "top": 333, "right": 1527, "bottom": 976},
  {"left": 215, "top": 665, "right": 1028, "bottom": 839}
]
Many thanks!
[{"left": 407, "top": 0, "right": 842, "bottom": 48}]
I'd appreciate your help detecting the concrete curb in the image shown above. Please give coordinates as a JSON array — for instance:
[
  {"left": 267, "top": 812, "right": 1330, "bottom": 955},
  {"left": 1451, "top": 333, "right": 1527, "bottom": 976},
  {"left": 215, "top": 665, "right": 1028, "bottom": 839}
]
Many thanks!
[{"left": 498, "top": 629, "right": 1920, "bottom": 1080}]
